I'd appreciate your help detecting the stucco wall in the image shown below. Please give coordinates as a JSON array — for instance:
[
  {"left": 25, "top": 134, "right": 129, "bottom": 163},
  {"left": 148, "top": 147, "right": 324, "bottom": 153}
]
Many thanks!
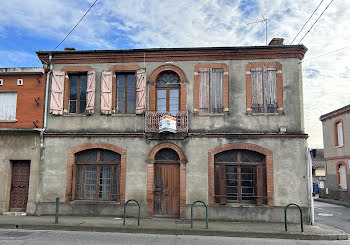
[
  {"left": 39, "top": 136, "right": 308, "bottom": 207},
  {"left": 46, "top": 58, "right": 303, "bottom": 134},
  {"left": 0, "top": 131, "right": 40, "bottom": 214}
]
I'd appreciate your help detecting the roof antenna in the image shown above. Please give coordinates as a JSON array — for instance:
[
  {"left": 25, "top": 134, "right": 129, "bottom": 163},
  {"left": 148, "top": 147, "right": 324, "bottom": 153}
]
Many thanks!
[{"left": 247, "top": 16, "right": 268, "bottom": 45}]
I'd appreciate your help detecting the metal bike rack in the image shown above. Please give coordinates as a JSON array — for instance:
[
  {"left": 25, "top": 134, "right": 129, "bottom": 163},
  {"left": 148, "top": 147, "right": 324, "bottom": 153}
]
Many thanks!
[
  {"left": 123, "top": 199, "right": 140, "bottom": 226},
  {"left": 284, "top": 203, "right": 303, "bottom": 232},
  {"left": 191, "top": 200, "right": 208, "bottom": 229}
]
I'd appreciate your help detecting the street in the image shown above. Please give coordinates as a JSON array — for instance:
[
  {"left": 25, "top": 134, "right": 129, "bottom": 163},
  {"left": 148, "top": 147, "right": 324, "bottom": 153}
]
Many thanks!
[
  {"left": 314, "top": 200, "right": 350, "bottom": 235},
  {"left": 0, "top": 229, "right": 349, "bottom": 245}
]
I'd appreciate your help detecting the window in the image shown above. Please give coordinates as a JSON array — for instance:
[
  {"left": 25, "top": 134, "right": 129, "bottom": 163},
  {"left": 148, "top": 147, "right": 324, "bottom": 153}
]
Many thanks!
[
  {"left": 17, "top": 79, "right": 23, "bottom": 86},
  {"left": 214, "top": 149, "right": 266, "bottom": 205},
  {"left": 156, "top": 71, "right": 180, "bottom": 112},
  {"left": 0, "top": 79, "right": 3, "bottom": 86},
  {"left": 68, "top": 74, "right": 87, "bottom": 114},
  {"left": 116, "top": 73, "right": 136, "bottom": 114},
  {"left": 0, "top": 92, "right": 17, "bottom": 121},
  {"left": 50, "top": 69, "right": 96, "bottom": 115},
  {"left": 337, "top": 163, "right": 348, "bottom": 190},
  {"left": 193, "top": 64, "right": 229, "bottom": 114},
  {"left": 74, "top": 149, "right": 121, "bottom": 200},
  {"left": 246, "top": 62, "right": 283, "bottom": 115},
  {"left": 335, "top": 121, "right": 344, "bottom": 146},
  {"left": 250, "top": 67, "right": 277, "bottom": 113}
]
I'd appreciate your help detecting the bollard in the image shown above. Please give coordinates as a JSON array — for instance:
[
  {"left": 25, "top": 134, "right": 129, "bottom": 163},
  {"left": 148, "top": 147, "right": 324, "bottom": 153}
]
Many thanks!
[{"left": 55, "top": 197, "right": 59, "bottom": 224}]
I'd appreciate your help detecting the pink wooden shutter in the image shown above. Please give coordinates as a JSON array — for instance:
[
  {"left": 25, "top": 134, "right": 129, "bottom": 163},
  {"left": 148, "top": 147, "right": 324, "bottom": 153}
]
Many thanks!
[
  {"left": 135, "top": 68, "right": 146, "bottom": 114},
  {"left": 50, "top": 70, "right": 65, "bottom": 115},
  {"left": 101, "top": 71, "right": 113, "bottom": 115},
  {"left": 199, "top": 68, "right": 210, "bottom": 113},
  {"left": 86, "top": 70, "right": 96, "bottom": 114}
]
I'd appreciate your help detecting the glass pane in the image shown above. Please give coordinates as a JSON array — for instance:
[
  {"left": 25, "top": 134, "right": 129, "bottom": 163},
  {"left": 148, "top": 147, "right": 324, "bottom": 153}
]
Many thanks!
[
  {"left": 157, "top": 89, "right": 166, "bottom": 111},
  {"left": 215, "top": 150, "right": 238, "bottom": 163},
  {"left": 76, "top": 149, "right": 98, "bottom": 162},
  {"left": 113, "top": 166, "right": 118, "bottom": 200},
  {"left": 79, "top": 75, "right": 87, "bottom": 113},
  {"left": 117, "top": 88, "right": 125, "bottom": 100},
  {"left": 241, "top": 167, "right": 255, "bottom": 201},
  {"left": 127, "top": 100, "right": 135, "bottom": 114},
  {"left": 127, "top": 74, "right": 135, "bottom": 87},
  {"left": 100, "top": 149, "right": 121, "bottom": 162},
  {"left": 99, "top": 166, "right": 111, "bottom": 199},
  {"left": 75, "top": 165, "right": 83, "bottom": 199},
  {"left": 169, "top": 89, "right": 179, "bottom": 112},
  {"left": 127, "top": 87, "right": 135, "bottom": 100},
  {"left": 117, "top": 75, "right": 125, "bottom": 87},
  {"left": 117, "top": 100, "right": 125, "bottom": 113},
  {"left": 156, "top": 71, "right": 180, "bottom": 85},
  {"left": 69, "top": 76, "right": 78, "bottom": 100},
  {"left": 155, "top": 148, "right": 180, "bottom": 161},
  {"left": 84, "top": 166, "right": 97, "bottom": 199},
  {"left": 225, "top": 166, "right": 237, "bottom": 201},
  {"left": 69, "top": 100, "right": 77, "bottom": 113}
]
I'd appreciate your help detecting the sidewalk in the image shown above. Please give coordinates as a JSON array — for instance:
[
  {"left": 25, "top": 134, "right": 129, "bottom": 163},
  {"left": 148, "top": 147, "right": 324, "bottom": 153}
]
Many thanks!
[
  {"left": 0, "top": 215, "right": 348, "bottom": 240},
  {"left": 314, "top": 197, "right": 350, "bottom": 207}
]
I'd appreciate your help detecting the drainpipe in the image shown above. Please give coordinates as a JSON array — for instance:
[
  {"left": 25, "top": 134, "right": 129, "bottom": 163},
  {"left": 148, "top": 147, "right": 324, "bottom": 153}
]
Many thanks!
[{"left": 307, "top": 148, "right": 314, "bottom": 225}]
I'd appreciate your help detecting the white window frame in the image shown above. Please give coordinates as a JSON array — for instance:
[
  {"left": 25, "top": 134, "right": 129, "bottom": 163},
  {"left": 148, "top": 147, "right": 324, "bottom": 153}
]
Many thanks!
[
  {"left": 0, "top": 79, "right": 3, "bottom": 86},
  {"left": 0, "top": 91, "right": 18, "bottom": 122},
  {"left": 17, "top": 79, "right": 23, "bottom": 86}
]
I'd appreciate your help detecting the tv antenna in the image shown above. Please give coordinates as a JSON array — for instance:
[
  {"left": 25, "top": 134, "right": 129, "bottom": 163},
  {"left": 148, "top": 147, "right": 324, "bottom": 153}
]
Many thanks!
[{"left": 247, "top": 16, "right": 268, "bottom": 45}]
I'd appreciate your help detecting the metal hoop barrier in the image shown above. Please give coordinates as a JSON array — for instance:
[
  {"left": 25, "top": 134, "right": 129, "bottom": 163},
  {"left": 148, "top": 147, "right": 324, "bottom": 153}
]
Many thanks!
[
  {"left": 284, "top": 203, "right": 303, "bottom": 232},
  {"left": 191, "top": 200, "right": 208, "bottom": 229},
  {"left": 123, "top": 199, "right": 140, "bottom": 226}
]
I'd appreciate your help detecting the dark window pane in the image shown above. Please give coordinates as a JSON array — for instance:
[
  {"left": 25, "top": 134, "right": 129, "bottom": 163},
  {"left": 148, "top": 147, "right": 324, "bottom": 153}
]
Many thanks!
[
  {"left": 127, "top": 87, "right": 135, "bottom": 100},
  {"left": 117, "top": 75, "right": 125, "bottom": 87},
  {"left": 79, "top": 75, "right": 87, "bottom": 113},
  {"left": 127, "top": 74, "right": 135, "bottom": 87},
  {"left": 99, "top": 166, "right": 111, "bottom": 199},
  {"left": 156, "top": 71, "right": 180, "bottom": 85},
  {"left": 117, "top": 100, "right": 125, "bottom": 113},
  {"left": 155, "top": 148, "right": 180, "bottom": 161},
  {"left": 76, "top": 149, "right": 98, "bottom": 162},
  {"left": 84, "top": 166, "right": 97, "bottom": 199},
  {"left": 117, "top": 88, "right": 125, "bottom": 100},
  {"left": 100, "top": 149, "right": 121, "bottom": 162},
  {"left": 69, "top": 100, "right": 77, "bottom": 113},
  {"left": 127, "top": 100, "right": 135, "bottom": 114},
  {"left": 69, "top": 76, "right": 78, "bottom": 100},
  {"left": 113, "top": 166, "right": 118, "bottom": 200},
  {"left": 75, "top": 165, "right": 83, "bottom": 199},
  {"left": 169, "top": 89, "right": 179, "bottom": 112},
  {"left": 79, "top": 100, "right": 86, "bottom": 113},
  {"left": 157, "top": 89, "right": 166, "bottom": 111}
]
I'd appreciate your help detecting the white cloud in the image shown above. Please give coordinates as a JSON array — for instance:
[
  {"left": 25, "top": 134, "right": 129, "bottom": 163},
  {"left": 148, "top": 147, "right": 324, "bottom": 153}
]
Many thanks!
[{"left": 0, "top": 0, "right": 349, "bottom": 148}]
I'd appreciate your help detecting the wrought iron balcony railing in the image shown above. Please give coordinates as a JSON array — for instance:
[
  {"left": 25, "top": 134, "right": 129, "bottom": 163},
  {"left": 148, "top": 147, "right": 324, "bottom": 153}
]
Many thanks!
[{"left": 145, "top": 111, "right": 188, "bottom": 133}]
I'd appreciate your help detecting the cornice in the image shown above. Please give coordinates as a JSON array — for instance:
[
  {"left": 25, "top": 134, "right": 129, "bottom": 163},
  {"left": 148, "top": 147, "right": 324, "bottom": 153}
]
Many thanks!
[{"left": 37, "top": 47, "right": 307, "bottom": 65}]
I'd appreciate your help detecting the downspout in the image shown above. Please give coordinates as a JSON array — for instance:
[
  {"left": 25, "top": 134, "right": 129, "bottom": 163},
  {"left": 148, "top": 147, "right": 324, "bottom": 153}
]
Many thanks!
[{"left": 308, "top": 148, "right": 315, "bottom": 225}]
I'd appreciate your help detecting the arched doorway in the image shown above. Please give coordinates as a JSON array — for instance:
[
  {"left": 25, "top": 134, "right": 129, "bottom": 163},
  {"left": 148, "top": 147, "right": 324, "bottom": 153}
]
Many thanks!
[
  {"left": 147, "top": 143, "right": 186, "bottom": 218},
  {"left": 153, "top": 148, "right": 180, "bottom": 217}
]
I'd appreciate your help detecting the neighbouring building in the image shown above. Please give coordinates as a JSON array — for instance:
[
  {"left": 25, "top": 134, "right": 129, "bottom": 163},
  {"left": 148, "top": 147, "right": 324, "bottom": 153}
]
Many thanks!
[
  {"left": 35, "top": 38, "right": 309, "bottom": 222},
  {"left": 320, "top": 105, "right": 350, "bottom": 201},
  {"left": 0, "top": 67, "right": 46, "bottom": 214},
  {"left": 311, "top": 149, "right": 326, "bottom": 188}
]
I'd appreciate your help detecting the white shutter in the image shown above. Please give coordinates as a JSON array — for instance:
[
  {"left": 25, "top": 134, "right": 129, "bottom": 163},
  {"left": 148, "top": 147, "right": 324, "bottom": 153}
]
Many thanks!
[
  {"left": 101, "top": 71, "right": 113, "bottom": 115},
  {"left": 210, "top": 68, "right": 223, "bottom": 113},
  {"left": 0, "top": 92, "right": 17, "bottom": 120},
  {"left": 337, "top": 122, "right": 344, "bottom": 146},
  {"left": 339, "top": 165, "right": 347, "bottom": 190},
  {"left": 50, "top": 70, "right": 65, "bottom": 115},
  {"left": 86, "top": 70, "right": 96, "bottom": 114},
  {"left": 199, "top": 68, "right": 209, "bottom": 112}
]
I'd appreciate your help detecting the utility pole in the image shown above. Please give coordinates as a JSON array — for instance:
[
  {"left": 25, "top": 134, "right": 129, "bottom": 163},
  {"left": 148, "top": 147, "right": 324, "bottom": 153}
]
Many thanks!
[{"left": 247, "top": 16, "right": 268, "bottom": 45}]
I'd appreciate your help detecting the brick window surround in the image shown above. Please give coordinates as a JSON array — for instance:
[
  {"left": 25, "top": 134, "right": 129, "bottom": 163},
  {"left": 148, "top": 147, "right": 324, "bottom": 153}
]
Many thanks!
[
  {"left": 193, "top": 64, "right": 229, "bottom": 114},
  {"left": 146, "top": 142, "right": 187, "bottom": 218},
  {"left": 65, "top": 143, "right": 127, "bottom": 203},
  {"left": 245, "top": 62, "right": 283, "bottom": 115},
  {"left": 148, "top": 65, "right": 187, "bottom": 111},
  {"left": 334, "top": 119, "right": 345, "bottom": 147},
  {"left": 208, "top": 143, "right": 274, "bottom": 206},
  {"left": 336, "top": 161, "right": 348, "bottom": 190},
  {"left": 61, "top": 66, "right": 94, "bottom": 114}
]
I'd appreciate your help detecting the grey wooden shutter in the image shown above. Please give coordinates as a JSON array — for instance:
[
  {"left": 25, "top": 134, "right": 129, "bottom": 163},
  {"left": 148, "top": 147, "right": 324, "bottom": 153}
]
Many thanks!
[
  {"left": 251, "top": 67, "right": 263, "bottom": 113},
  {"left": 264, "top": 67, "right": 277, "bottom": 113},
  {"left": 199, "top": 68, "right": 210, "bottom": 113},
  {"left": 210, "top": 68, "right": 223, "bottom": 113}
]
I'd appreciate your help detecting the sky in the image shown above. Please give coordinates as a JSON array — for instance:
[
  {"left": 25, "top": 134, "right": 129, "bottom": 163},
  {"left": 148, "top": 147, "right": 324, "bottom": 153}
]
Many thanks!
[{"left": 0, "top": 0, "right": 349, "bottom": 148}]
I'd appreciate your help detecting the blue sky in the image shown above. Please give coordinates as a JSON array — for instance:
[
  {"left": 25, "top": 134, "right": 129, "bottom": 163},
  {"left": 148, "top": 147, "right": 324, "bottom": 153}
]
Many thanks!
[{"left": 0, "top": 0, "right": 349, "bottom": 147}]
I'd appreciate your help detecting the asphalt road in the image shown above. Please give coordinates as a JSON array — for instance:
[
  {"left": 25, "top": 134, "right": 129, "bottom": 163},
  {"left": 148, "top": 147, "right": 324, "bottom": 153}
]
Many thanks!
[
  {"left": 0, "top": 229, "right": 349, "bottom": 245},
  {"left": 314, "top": 200, "right": 350, "bottom": 235}
]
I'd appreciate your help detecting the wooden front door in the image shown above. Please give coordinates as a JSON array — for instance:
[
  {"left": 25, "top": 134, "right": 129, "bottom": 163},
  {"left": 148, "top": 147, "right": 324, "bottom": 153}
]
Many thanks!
[
  {"left": 9, "top": 161, "right": 30, "bottom": 212},
  {"left": 154, "top": 163, "right": 180, "bottom": 217}
]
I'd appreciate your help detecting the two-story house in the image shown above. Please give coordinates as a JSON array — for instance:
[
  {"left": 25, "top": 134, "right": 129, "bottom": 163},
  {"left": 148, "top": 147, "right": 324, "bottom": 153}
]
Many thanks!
[
  {"left": 35, "top": 38, "right": 309, "bottom": 222},
  {"left": 320, "top": 105, "right": 350, "bottom": 201},
  {"left": 0, "top": 67, "right": 46, "bottom": 214}
]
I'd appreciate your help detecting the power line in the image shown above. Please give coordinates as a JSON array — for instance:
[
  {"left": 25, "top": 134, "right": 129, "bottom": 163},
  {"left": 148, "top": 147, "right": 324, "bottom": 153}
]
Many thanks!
[
  {"left": 302, "top": 45, "right": 350, "bottom": 62},
  {"left": 297, "top": 0, "right": 335, "bottom": 44},
  {"left": 52, "top": 0, "right": 98, "bottom": 51},
  {"left": 290, "top": 0, "right": 324, "bottom": 45}
]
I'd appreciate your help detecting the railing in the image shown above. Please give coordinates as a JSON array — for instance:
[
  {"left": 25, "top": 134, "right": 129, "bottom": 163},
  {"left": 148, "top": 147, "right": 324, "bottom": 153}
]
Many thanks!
[{"left": 145, "top": 111, "right": 188, "bottom": 133}]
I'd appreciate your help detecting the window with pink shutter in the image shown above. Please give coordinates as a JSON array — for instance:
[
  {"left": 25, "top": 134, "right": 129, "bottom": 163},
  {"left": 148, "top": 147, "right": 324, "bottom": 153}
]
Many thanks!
[
  {"left": 101, "top": 71, "right": 113, "bottom": 115},
  {"left": 50, "top": 70, "right": 65, "bottom": 115}
]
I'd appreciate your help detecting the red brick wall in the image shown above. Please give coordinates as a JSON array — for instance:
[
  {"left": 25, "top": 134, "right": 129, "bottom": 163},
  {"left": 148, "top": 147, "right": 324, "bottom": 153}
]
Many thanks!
[{"left": 0, "top": 73, "right": 46, "bottom": 128}]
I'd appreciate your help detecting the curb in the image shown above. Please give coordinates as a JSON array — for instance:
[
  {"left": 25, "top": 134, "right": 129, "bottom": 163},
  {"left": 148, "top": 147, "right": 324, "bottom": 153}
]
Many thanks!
[
  {"left": 0, "top": 224, "right": 348, "bottom": 240},
  {"left": 314, "top": 198, "right": 350, "bottom": 207}
]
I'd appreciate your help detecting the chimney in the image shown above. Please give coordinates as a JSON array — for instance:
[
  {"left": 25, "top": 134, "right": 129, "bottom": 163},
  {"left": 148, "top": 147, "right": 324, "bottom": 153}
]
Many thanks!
[
  {"left": 64, "top": 47, "right": 76, "bottom": 51},
  {"left": 268, "top": 38, "right": 284, "bottom": 46}
]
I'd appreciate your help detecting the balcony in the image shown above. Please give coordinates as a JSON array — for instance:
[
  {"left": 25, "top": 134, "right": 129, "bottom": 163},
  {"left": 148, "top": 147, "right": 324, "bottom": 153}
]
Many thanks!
[{"left": 145, "top": 111, "right": 188, "bottom": 133}]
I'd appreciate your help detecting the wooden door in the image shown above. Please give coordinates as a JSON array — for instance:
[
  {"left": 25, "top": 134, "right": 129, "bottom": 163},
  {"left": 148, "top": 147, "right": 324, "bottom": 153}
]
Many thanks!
[
  {"left": 9, "top": 161, "right": 30, "bottom": 212},
  {"left": 153, "top": 163, "right": 180, "bottom": 217}
]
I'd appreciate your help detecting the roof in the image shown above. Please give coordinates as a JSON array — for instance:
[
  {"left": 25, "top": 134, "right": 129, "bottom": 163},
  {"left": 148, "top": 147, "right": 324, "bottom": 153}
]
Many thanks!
[
  {"left": 312, "top": 149, "right": 326, "bottom": 168},
  {"left": 320, "top": 104, "right": 350, "bottom": 121},
  {"left": 0, "top": 67, "right": 44, "bottom": 75}
]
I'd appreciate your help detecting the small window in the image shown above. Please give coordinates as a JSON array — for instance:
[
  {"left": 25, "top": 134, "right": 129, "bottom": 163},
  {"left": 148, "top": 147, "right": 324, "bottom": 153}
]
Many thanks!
[
  {"left": 336, "top": 121, "right": 344, "bottom": 146},
  {"left": 156, "top": 71, "right": 180, "bottom": 113},
  {"left": 0, "top": 92, "right": 17, "bottom": 121},
  {"left": 17, "top": 79, "right": 23, "bottom": 86},
  {"left": 68, "top": 74, "right": 87, "bottom": 114},
  {"left": 116, "top": 73, "right": 136, "bottom": 114},
  {"left": 0, "top": 79, "right": 3, "bottom": 86}
]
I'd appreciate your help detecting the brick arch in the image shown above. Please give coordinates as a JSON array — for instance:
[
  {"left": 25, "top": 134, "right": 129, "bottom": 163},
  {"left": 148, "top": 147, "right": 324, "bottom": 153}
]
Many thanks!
[
  {"left": 148, "top": 65, "right": 187, "bottom": 111},
  {"left": 208, "top": 143, "right": 274, "bottom": 206},
  {"left": 146, "top": 142, "right": 187, "bottom": 218},
  {"left": 65, "top": 143, "right": 127, "bottom": 203},
  {"left": 149, "top": 65, "right": 186, "bottom": 83}
]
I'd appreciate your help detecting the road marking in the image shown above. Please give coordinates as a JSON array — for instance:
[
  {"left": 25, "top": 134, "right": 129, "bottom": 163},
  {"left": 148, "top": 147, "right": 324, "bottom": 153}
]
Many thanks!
[{"left": 317, "top": 213, "right": 334, "bottom": 216}]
